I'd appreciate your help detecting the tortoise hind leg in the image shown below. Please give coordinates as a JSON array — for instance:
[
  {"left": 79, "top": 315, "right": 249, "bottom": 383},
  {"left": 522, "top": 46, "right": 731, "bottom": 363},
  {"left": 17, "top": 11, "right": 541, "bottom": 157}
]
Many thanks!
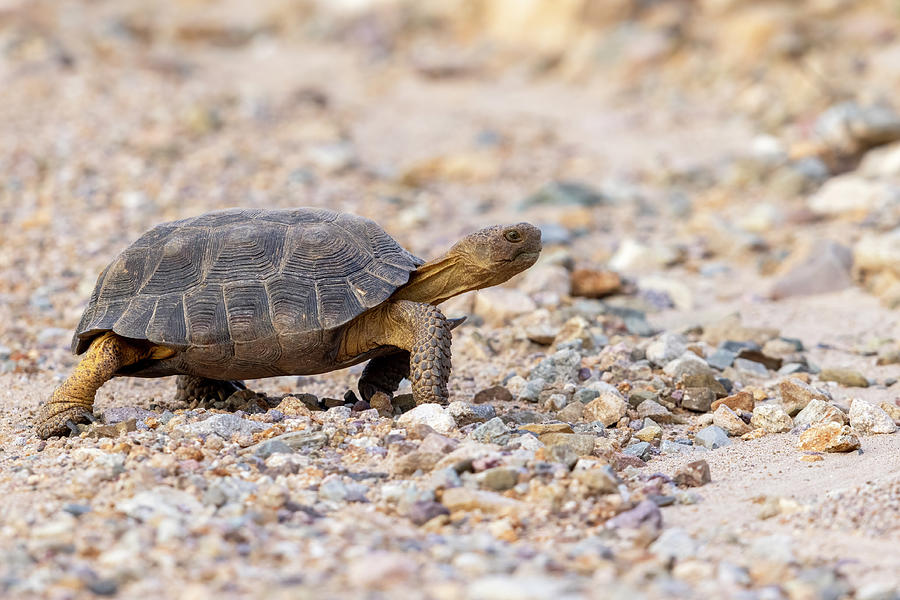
[
  {"left": 358, "top": 351, "right": 410, "bottom": 402},
  {"left": 173, "top": 376, "right": 249, "bottom": 408},
  {"left": 36, "top": 332, "right": 163, "bottom": 439}
]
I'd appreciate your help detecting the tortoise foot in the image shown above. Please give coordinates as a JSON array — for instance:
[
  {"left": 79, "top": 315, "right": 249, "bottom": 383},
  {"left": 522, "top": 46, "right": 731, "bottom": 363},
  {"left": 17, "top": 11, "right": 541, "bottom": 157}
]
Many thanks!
[
  {"left": 35, "top": 393, "right": 94, "bottom": 439},
  {"left": 174, "top": 376, "right": 247, "bottom": 406}
]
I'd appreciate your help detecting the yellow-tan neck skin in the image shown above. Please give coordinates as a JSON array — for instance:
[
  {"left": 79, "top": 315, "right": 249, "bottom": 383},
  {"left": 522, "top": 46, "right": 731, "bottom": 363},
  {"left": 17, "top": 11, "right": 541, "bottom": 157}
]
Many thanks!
[{"left": 390, "top": 253, "right": 482, "bottom": 305}]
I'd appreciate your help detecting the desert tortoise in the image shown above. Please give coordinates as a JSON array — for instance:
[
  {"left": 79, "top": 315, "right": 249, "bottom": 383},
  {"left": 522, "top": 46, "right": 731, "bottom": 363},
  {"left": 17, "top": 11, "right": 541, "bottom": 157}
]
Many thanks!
[{"left": 36, "top": 207, "right": 541, "bottom": 438}]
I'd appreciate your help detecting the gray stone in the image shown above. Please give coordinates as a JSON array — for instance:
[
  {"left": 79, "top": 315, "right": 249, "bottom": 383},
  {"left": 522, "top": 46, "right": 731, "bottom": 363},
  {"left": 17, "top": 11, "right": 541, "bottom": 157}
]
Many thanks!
[
  {"left": 607, "top": 500, "right": 662, "bottom": 534},
  {"left": 253, "top": 439, "right": 293, "bottom": 458},
  {"left": 770, "top": 241, "right": 854, "bottom": 300},
  {"left": 646, "top": 333, "right": 688, "bottom": 367},
  {"left": 521, "top": 180, "right": 610, "bottom": 208},
  {"left": 531, "top": 349, "right": 582, "bottom": 386},
  {"left": 628, "top": 389, "right": 658, "bottom": 408},
  {"left": 660, "top": 440, "right": 694, "bottom": 454},
  {"left": 707, "top": 348, "right": 737, "bottom": 370},
  {"left": 519, "top": 378, "right": 546, "bottom": 403},
  {"left": 447, "top": 401, "right": 496, "bottom": 426},
  {"left": 694, "top": 425, "right": 731, "bottom": 449},
  {"left": 270, "top": 431, "right": 329, "bottom": 451},
  {"left": 649, "top": 528, "right": 699, "bottom": 560},
  {"left": 118, "top": 486, "right": 204, "bottom": 523},
  {"left": 733, "top": 358, "right": 769, "bottom": 378},
  {"left": 318, "top": 475, "right": 369, "bottom": 503},
  {"left": 544, "top": 393, "right": 568, "bottom": 411},
  {"left": 624, "top": 441, "right": 652, "bottom": 460},
  {"left": 203, "top": 477, "right": 258, "bottom": 507},
  {"left": 470, "top": 417, "right": 511, "bottom": 445},
  {"left": 637, "top": 399, "right": 677, "bottom": 423},
  {"left": 178, "top": 413, "right": 267, "bottom": 440},
  {"left": 103, "top": 406, "right": 156, "bottom": 425},
  {"left": 407, "top": 500, "right": 450, "bottom": 526},
  {"left": 664, "top": 352, "right": 715, "bottom": 379},
  {"left": 574, "top": 388, "right": 600, "bottom": 404}
]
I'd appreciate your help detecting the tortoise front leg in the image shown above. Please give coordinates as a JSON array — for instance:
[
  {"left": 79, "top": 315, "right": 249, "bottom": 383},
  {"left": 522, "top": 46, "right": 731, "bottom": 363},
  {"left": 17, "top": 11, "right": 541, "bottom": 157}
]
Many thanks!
[
  {"left": 358, "top": 351, "right": 410, "bottom": 402},
  {"left": 36, "top": 332, "right": 164, "bottom": 439}
]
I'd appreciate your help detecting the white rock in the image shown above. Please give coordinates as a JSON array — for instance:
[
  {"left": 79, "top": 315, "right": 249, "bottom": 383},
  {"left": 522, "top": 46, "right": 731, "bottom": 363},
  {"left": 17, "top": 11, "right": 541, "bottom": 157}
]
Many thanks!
[
  {"left": 609, "top": 238, "right": 679, "bottom": 273},
  {"left": 849, "top": 399, "right": 898, "bottom": 434},
  {"left": 397, "top": 404, "right": 456, "bottom": 434},
  {"left": 854, "top": 229, "right": 900, "bottom": 276},
  {"left": 663, "top": 352, "right": 715, "bottom": 379},
  {"left": 473, "top": 288, "right": 537, "bottom": 325},
  {"left": 808, "top": 175, "right": 900, "bottom": 217},
  {"left": 750, "top": 404, "right": 793, "bottom": 433},
  {"left": 793, "top": 399, "right": 847, "bottom": 429}
]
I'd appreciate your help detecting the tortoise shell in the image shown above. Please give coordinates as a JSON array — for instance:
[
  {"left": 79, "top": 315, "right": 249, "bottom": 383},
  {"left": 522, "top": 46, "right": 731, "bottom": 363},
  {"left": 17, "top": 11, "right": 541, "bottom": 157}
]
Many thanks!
[{"left": 72, "top": 208, "right": 424, "bottom": 355}]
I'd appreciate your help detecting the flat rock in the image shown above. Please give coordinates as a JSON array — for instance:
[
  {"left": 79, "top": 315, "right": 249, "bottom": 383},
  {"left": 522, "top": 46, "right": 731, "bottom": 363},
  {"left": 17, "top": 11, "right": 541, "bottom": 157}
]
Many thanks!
[
  {"left": 440, "top": 487, "right": 522, "bottom": 515},
  {"left": 538, "top": 432, "right": 596, "bottom": 456},
  {"left": 793, "top": 399, "right": 848, "bottom": 429},
  {"left": 473, "top": 386, "right": 513, "bottom": 404},
  {"left": 751, "top": 404, "right": 793, "bottom": 433},
  {"left": 849, "top": 399, "right": 897, "bottom": 434},
  {"left": 797, "top": 422, "right": 861, "bottom": 452},
  {"left": 820, "top": 368, "right": 869, "bottom": 388},
  {"left": 447, "top": 401, "right": 496, "bottom": 426},
  {"left": 570, "top": 268, "right": 622, "bottom": 298},
  {"left": 397, "top": 404, "right": 456, "bottom": 434},
  {"left": 636, "top": 399, "right": 677, "bottom": 423},
  {"left": 521, "top": 422, "right": 573, "bottom": 435},
  {"left": 178, "top": 413, "right": 268, "bottom": 440}
]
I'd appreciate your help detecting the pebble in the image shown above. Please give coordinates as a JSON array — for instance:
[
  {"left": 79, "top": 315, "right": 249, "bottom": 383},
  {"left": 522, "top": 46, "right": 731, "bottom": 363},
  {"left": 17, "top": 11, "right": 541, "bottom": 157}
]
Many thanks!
[
  {"left": 583, "top": 391, "right": 628, "bottom": 426},
  {"left": 636, "top": 399, "right": 677, "bottom": 423},
  {"left": 473, "top": 385, "right": 513, "bottom": 404},
  {"left": 467, "top": 575, "right": 570, "bottom": 600},
  {"left": 397, "top": 404, "right": 456, "bottom": 434},
  {"left": 531, "top": 348, "right": 582, "bottom": 386},
  {"left": 649, "top": 528, "right": 699, "bottom": 560},
  {"left": 607, "top": 500, "right": 662, "bottom": 535},
  {"left": 694, "top": 426, "right": 731, "bottom": 449},
  {"left": 178, "top": 413, "right": 268, "bottom": 440},
  {"left": 253, "top": 439, "right": 293, "bottom": 458},
  {"left": 674, "top": 460, "right": 711, "bottom": 487},
  {"left": 556, "top": 401, "right": 584, "bottom": 422},
  {"left": 318, "top": 475, "right": 369, "bottom": 503},
  {"left": 646, "top": 333, "right": 688, "bottom": 367},
  {"left": 733, "top": 358, "right": 769, "bottom": 378},
  {"left": 477, "top": 467, "right": 519, "bottom": 491},
  {"left": 473, "top": 288, "right": 537, "bottom": 325},
  {"left": 519, "top": 264, "right": 572, "bottom": 297},
  {"left": 407, "top": 500, "right": 450, "bottom": 525},
  {"left": 538, "top": 432, "right": 596, "bottom": 456},
  {"left": 470, "top": 417, "right": 511, "bottom": 445},
  {"left": 520, "top": 180, "right": 609, "bottom": 208},
  {"left": 681, "top": 387, "right": 715, "bottom": 413},
  {"left": 574, "top": 465, "right": 620, "bottom": 493},
  {"left": 792, "top": 399, "right": 847, "bottom": 429},
  {"left": 624, "top": 441, "right": 652, "bottom": 459},
  {"left": 848, "top": 399, "right": 897, "bottom": 434},
  {"left": 713, "top": 405, "right": 752, "bottom": 436},
  {"left": 751, "top": 404, "right": 793, "bottom": 433},
  {"left": 117, "top": 486, "right": 203, "bottom": 523},
  {"left": 797, "top": 422, "right": 861, "bottom": 452},
  {"left": 269, "top": 431, "right": 329, "bottom": 451},
  {"left": 544, "top": 393, "right": 568, "bottom": 411},
  {"left": 815, "top": 101, "right": 900, "bottom": 152},
  {"left": 664, "top": 353, "right": 715, "bottom": 379},
  {"left": 769, "top": 240, "right": 854, "bottom": 300},
  {"left": 102, "top": 406, "right": 156, "bottom": 425},
  {"left": 706, "top": 348, "right": 738, "bottom": 370},
  {"left": 634, "top": 423, "right": 662, "bottom": 443},
  {"left": 447, "top": 401, "right": 496, "bottom": 426},
  {"left": 440, "top": 487, "right": 523, "bottom": 515},
  {"left": 820, "top": 368, "right": 869, "bottom": 387},
  {"left": 570, "top": 268, "right": 622, "bottom": 298},
  {"left": 710, "top": 390, "right": 755, "bottom": 413},
  {"left": 779, "top": 378, "right": 830, "bottom": 415}
]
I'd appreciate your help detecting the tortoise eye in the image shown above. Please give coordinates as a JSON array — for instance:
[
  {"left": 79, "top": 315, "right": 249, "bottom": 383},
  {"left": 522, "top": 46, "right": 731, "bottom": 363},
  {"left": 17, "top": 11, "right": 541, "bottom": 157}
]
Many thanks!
[{"left": 504, "top": 229, "right": 523, "bottom": 243}]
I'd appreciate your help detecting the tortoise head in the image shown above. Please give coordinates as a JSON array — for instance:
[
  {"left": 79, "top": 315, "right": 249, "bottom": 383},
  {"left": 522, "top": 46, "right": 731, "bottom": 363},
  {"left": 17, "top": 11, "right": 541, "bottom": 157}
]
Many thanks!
[
  {"left": 447, "top": 223, "right": 542, "bottom": 288},
  {"left": 391, "top": 222, "right": 542, "bottom": 305}
]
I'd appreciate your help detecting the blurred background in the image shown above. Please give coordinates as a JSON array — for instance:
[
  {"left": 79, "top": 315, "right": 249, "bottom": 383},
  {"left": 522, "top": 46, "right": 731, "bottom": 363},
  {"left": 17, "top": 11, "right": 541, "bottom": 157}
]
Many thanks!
[{"left": 3, "top": 0, "right": 900, "bottom": 366}]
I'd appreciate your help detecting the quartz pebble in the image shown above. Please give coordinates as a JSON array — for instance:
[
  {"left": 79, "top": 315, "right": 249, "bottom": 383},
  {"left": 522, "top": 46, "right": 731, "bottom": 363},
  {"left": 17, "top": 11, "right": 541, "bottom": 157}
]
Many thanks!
[{"left": 848, "top": 399, "right": 897, "bottom": 434}]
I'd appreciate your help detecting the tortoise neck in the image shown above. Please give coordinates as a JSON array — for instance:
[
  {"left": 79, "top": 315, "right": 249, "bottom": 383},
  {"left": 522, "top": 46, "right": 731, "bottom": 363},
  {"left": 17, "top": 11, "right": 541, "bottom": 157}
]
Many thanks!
[{"left": 390, "top": 253, "right": 475, "bottom": 305}]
